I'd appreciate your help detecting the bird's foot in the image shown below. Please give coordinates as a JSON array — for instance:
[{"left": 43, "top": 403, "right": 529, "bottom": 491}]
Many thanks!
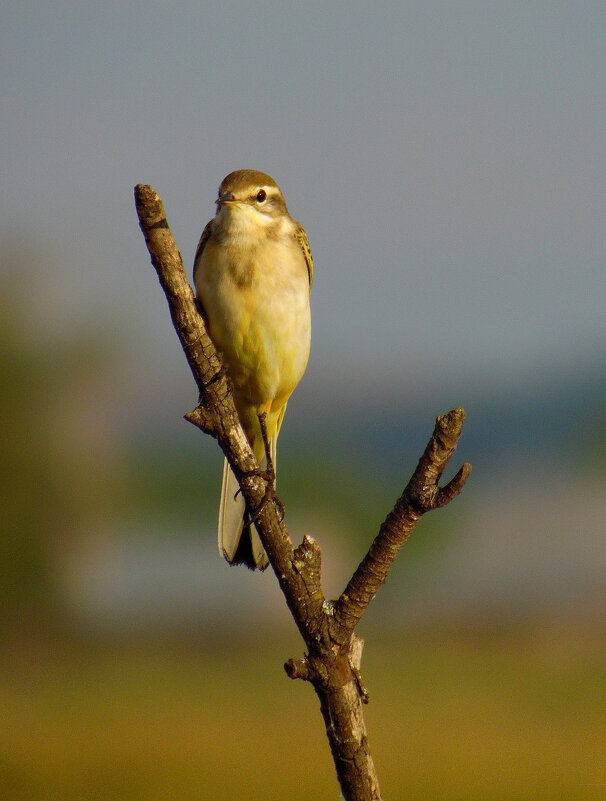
[
  {"left": 248, "top": 475, "right": 285, "bottom": 524},
  {"left": 236, "top": 464, "right": 284, "bottom": 524}
]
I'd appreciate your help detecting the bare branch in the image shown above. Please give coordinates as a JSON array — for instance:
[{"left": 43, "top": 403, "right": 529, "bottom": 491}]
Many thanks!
[
  {"left": 134, "top": 184, "right": 224, "bottom": 399},
  {"left": 332, "top": 409, "right": 471, "bottom": 644},
  {"left": 135, "top": 183, "right": 470, "bottom": 801}
]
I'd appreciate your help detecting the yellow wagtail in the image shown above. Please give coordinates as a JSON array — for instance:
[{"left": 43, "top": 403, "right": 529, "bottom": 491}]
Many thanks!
[{"left": 194, "top": 170, "right": 313, "bottom": 569}]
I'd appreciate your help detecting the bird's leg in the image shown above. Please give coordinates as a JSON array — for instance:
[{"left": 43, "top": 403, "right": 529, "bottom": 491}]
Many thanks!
[
  {"left": 241, "top": 412, "right": 285, "bottom": 523},
  {"left": 257, "top": 411, "right": 274, "bottom": 484}
]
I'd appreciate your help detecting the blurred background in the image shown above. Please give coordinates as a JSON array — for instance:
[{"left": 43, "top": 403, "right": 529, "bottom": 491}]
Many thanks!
[{"left": 2, "top": 2, "right": 605, "bottom": 799}]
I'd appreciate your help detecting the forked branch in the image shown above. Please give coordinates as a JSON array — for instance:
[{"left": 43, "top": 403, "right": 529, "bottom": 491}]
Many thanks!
[
  {"left": 135, "top": 183, "right": 471, "bottom": 801},
  {"left": 331, "top": 409, "right": 472, "bottom": 645}
]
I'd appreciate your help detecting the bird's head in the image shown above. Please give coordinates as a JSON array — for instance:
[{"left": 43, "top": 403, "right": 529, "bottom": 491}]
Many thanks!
[{"left": 215, "top": 170, "right": 289, "bottom": 230}]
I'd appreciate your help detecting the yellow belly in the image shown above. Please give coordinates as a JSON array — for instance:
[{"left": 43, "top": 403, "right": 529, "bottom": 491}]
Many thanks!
[{"left": 196, "top": 236, "right": 311, "bottom": 453}]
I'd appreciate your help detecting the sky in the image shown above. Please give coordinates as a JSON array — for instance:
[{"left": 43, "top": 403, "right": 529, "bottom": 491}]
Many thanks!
[{"left": 2, "top": 2, "right": 605, "bottom": 415}]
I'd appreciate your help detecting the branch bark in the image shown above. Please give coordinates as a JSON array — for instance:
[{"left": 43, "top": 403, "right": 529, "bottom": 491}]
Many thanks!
[{"left": 135, "top": 183, "right": 471, "bottom": 801}]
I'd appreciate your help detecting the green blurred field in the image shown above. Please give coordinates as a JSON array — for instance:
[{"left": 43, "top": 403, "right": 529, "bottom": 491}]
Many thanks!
[{"left": 2, "top": 626, "right": 604, "bottom": 801}]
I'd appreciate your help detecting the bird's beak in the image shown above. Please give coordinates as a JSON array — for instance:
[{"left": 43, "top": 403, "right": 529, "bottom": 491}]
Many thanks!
[{"left": 216, "top": 192, "right": 236, "bottom": 206}]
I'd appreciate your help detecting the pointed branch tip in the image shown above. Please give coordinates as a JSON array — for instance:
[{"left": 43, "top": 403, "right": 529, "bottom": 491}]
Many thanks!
[
  {"left": 184, "top": 405, "right": 217, "bottom": 436},
  {"left": 436, "top": 461, "right": 472, "bottom": 507}
]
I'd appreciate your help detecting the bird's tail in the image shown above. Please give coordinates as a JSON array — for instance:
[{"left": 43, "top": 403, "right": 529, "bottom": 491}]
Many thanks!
[{"left": 218, "top": 434, "right": 277, "bottom": 571}]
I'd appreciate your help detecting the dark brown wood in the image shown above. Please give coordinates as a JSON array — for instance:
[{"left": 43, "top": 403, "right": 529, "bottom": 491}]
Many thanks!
[{"left": 135, "top": 183, "right": 471, "bottom": 801}]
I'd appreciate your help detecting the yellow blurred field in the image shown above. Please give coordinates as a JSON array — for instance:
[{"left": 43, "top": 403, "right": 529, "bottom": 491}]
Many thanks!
[{"left": 2, "top": 626, "right": 605, "bottom": 801}]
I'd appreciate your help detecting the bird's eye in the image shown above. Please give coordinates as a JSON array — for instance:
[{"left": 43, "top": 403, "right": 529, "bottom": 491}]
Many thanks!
[{"left": 256, "top": 189, "right": 267, "bottom": 203}]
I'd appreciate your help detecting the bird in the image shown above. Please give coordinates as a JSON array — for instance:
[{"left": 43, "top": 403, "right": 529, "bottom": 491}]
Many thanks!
[{"left": 193, "top": 170, "right": 313, "bottom": 569}]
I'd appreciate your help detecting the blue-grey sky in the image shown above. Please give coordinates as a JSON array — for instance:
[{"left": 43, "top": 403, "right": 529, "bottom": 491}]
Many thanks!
[{"left": 2, "top": 2, "right": 605, "bottom": 413}]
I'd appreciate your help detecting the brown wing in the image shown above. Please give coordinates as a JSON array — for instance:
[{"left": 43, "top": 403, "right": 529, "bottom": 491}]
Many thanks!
[
  {"left": 192, "top": 219, "right": 214, "bottom": 286},
  {"left": 294, "top": 224, "right": 313, "bottom": 291}
]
